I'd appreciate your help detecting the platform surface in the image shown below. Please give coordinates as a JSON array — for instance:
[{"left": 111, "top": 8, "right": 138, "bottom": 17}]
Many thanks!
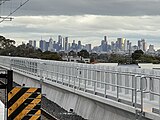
[{"left": 0, "top": 100, "right": 4, "bottom": 120}]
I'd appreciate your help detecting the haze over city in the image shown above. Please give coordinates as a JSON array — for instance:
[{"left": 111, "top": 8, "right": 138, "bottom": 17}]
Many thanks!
[{"left": 1, "top": 0, "right": 160, "bottom": 49}]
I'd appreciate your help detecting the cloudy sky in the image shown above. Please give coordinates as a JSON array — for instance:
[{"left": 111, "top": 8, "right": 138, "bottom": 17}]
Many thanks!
[{"left": 1, "top": 0, "right": 160, "bottom": 49}]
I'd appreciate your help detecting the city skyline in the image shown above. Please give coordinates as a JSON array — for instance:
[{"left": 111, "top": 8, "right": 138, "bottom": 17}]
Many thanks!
[
  {"left": 28, "top": 35, "right": 156, "bottom": 54},
  {"left": 1, "top": 0, "right": 160, "bottom": 49}
]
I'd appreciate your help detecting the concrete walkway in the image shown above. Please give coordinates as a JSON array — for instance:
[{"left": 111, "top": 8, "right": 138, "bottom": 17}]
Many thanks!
[{"left": 0, "top": 100, "right": 4, "bottom": 120}]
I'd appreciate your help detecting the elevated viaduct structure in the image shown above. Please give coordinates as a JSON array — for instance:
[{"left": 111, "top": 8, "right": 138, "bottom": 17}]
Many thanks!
[{"left": 0, "top": 56, "right": 160, "bottom": 120}]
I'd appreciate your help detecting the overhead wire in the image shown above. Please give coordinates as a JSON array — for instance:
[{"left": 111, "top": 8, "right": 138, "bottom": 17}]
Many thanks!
[
  {"left": 0, "top": 0, "right": 8, "bottom": 6},
  {"left": 0, "top": 0, "right": 29, "bottom": 23}
]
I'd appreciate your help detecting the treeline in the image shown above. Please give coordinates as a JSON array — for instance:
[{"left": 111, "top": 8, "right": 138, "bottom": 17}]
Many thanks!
[
  {"left": 0, "top": 36, "right": 62, "bottom": 61},
  {"left": 1, "top": 35, "right": 160, "bottom": 64}
]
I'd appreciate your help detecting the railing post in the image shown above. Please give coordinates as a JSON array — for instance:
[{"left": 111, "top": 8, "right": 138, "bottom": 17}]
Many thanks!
[
  {"left": 51, "top": 72, "right": 53, "bottom": 81},
  {"left": 134, "top": 75, "right": 138, "bottom": 108},
  {"left": 104, "top": 83, "right": 106, "bottom": 98},
  {"left": 40, "top": 69, "right": 43, "bottom": 91},
  {"left": 56, "top": 73, "right": 58, "bottom": 83},
  {"left": 140, "top": 76, "right": 145, "bottom": 113},
  {"left": 84, "top": 79, "right": 86, "bottom": 92},
  {"left": 131, "top": 75, "right": 135, "bottom": 104},
  {"left": 74, "top": 76, "right": 76, "bottom": 89},
  {"left": 62, "top": 74, "right": 64, "bottom": 85},
  {"left": 78, "top": 77, "right": 80, "bottom": 89},
  {"left": 94, "top": 81, "right": 96, "bottom": 95},
  {"left": 117, "top": 73, "right": 119, "bottom": 101},
  {"left": 68, "top": 76, "right": 70, "bottom": 87}
]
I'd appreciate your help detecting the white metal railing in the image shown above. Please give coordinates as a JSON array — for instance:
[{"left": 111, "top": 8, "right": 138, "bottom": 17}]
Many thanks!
[{"left": 0, "top": 56, "right": 160, "bottom": 117}]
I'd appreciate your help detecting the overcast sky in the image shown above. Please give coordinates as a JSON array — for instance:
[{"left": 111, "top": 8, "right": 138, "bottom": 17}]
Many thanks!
[{"left": 1, "top": 0, "right": 160, "bottom": 49}]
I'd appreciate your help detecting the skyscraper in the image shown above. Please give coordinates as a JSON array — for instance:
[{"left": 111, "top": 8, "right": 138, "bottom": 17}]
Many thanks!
[
  {"left": 85, "top": 44, "right": 92, "bottom": 52},
  {"left": 48, "top": 37, "right": 53, "bottom": 51},
  {"left": 64, "top": 37, "right": 68, "bottom": 51},
  {"left": 104, "top": 36, "right": 108, "bottom": 43},
  {"left": 138, "top": 39, "right": 147, "bottom": 51},
  {"left": 117, "top": 38, "right": 125, "bottom": 50},
  {"left": 78, "top": 40, "right": 82, "bottom": 50},
  {"left": 39, "top": 40, "right": 46, "bottom": 52},
  {"left": 33, "top": 40, "right": 36, "bottom": 49}
]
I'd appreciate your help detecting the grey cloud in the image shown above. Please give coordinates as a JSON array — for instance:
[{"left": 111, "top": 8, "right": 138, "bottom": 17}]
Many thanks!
[
  {"left": 1, "top": 15, "right": 160, "bottom": 49},
  {"left": 1, "top": 0, "right": 160, "bottom": 16}
]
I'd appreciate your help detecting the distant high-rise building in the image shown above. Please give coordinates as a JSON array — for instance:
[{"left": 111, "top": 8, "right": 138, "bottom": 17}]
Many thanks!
[
  {"left": 101, "top": 36, "right": 108, "bottom": 52},
  {"left": 104, "top": 36, "right": 108, "bottom": 43},
  {"left": 58, "top": 35, "right": 62, "bottom": 44},
  {"left": 64, "top": 37, "right": 68, "bottom": 51},
  {"left": 147, "top": 44, "right": 155, "bottom": 53},
  {"left": 48, "top": 38, "right": 53, "bottom": 51},
  {"left": 138, "top": 40, "right": 143, "bottom": 50},
  {"left": 78, "top": 40, "right": 82, "bottom": 50},
  {"left": 85, "top": 44, "right": 92, "bottom": 52},
  {"left": 142, "top": 39, "right": 147, "bottom": 51},
  {"left": 138, "top": 39, "right": 147, "bottom": 51},
  {"left": 72, "top": 40, "right": 76, "bottom": 50},
  {"left": 117, "top": 38, "right": 125, "bottom": 50},
  {"left": 33, "top": 40, "right": 36, "bottom": 49},
  {"left": 68, "top": 43, "right": 71, "bottom": 51},
  {"left": 111, "top": 41, "right": 115, "bottom": 51},
  {"left": 124, "top": 39, "right": 127, "bottom": 51},
  {"left": 39, "top": 40, "right": 46, "bottom": 52},
  {"left": 46, "top": 42, "right": 49, "bottom": 51}
]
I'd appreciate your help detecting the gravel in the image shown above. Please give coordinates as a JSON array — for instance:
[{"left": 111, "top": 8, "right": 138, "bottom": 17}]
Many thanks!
[
  {"left": 42, "top": 96, "right": 87, "bottom": 120},
  {"left": 0, "top": 81, "right": 87, "bottom": 120}
]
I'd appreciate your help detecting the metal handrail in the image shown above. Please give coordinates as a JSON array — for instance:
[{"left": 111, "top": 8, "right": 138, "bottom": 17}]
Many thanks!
[{"left": 1, "top": 56, "right": 160, "bottom": 116}]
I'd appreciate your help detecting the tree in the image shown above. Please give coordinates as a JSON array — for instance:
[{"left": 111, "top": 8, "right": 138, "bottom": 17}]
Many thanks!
[
  {"left": 77, "top": 49, "right": 89, "bottom": 58},
  {"left": 132, "top": 50, "right": 144, "bottom": 61},
  {"left": 68, "top": 50, "right": 77, "bottom": 57},
  {"left": 0, "top": 36, "right": 15, "bottom": 49}
]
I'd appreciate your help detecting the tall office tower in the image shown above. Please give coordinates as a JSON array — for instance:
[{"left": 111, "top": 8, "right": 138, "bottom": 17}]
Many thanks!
[
  {"left": 33, "top": 40, "right": 36, "bottom": 49},
  {"left": 85, "top": 44, "right": 92, "bottom": 52},
  {"left": 138, "top": 40, "right": 142, "bottom": 50},
  {"left": 101, "top": 39, "right": 108, "bottom": 52},
  {"left": 138, "top": 39, "right": 147, "bottom": 51},
  {"left": 53, "top": 41, "right": 57, "bottom": 52},
  {"left": 72, "top": 40, "right": 76, "bottom": 50},
  {"left": 48, "top": 37, "right": 53, "bottom": 51},
  {"left": 78, "top": 40, "right": 82, "bottom": 50},
  {"left": 124, "top": 39, "right": 128, "bottom": 52},
  {"left": 117, "top": 38, "right": 125, "bottom": 50},
  {"left": 104, "top": 36, "right": 108, "bottom": 42},
  {"left": 148, "top": 44, "right": 155, "bottom": 53},
  {"left": 58, "top": 35, "right": 62, "bottom": 51},
  {"left": 111, "top": 41, "right": 115, "bottom": 51},
  {"left": 129, "top": 42, "right": 132, "bottom": 54},
  {"left": 58, "top": 35, "right": 62, "bottom": 44},
  {"left": 141, "top": 39, "right": 147, "bottom": 51},
  {"left": 46, "top": 42, "right": 49, "bottom": 51},
  {"left": 39, "top": 40, "right": 46, "bottom": 52},
  {"left": 64, "top": 37, "right": 68, "bottom": 51},
  {"left": 68, "top": 43, "right": 71, "bottom": 51},
  {"left": 127, "top": 40, "right": 130, "bottom": 51}
]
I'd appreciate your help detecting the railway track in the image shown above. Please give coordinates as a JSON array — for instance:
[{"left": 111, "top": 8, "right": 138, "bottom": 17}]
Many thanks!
[{"left": 41, "top": 108, "right": 59, "bottom": 120}]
